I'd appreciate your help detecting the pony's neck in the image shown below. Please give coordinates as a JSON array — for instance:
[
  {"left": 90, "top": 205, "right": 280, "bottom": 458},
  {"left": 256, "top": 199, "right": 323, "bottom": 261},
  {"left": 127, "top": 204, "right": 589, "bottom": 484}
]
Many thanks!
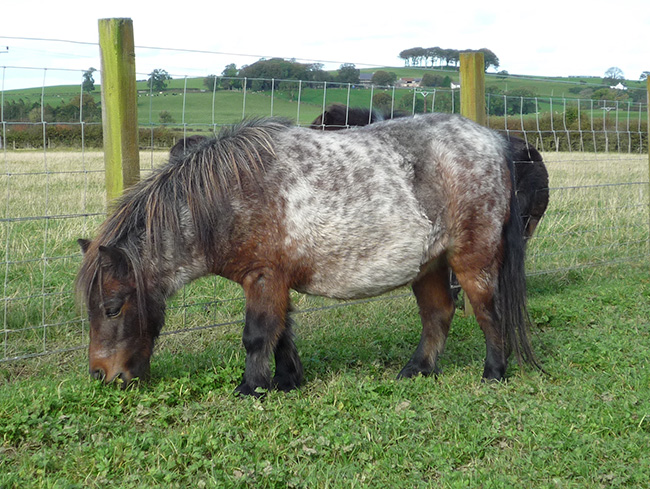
[
  {"left": 151, "top": 249, "right": 210, "bottom": 299},
  {"left": 139, "top": 231, "right": 211, "bottom": 300},
  {"left": 132, "top": 185, "right": 231, "bottom": 298}
]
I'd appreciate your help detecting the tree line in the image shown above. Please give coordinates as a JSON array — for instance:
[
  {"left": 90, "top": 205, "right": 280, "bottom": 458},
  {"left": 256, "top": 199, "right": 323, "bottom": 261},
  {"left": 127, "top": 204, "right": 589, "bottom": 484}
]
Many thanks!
[
  {"left": 398, "top": 47, "right": 500, "bottom": 71},
  {"left": 194, "top": 51, "right": 499, "bottom": 94},
  {"left": 2, "top": 94, "right": 102, "bottom": 123},
  {"left": 204, "top": 59, "right": 362, "bottom": 91}
]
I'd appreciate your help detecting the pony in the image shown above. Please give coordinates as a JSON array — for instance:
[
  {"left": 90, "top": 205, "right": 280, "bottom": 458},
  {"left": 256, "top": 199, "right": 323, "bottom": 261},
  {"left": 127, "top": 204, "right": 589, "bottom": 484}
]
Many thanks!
[
  {"left": 76, "top": 114, "right": 540, "bottom": 396},
  {"left": 310, "top": 104, "right": 549, "bottom": 241},
  {"left": 310, "top": 103, "right": 407, "bottom": 130},
  {"left": 504, "top": 134, "right": 549, "bottom": 240},
  {"left": 168, "top": 134, "right": 209, "bottom": 159}
]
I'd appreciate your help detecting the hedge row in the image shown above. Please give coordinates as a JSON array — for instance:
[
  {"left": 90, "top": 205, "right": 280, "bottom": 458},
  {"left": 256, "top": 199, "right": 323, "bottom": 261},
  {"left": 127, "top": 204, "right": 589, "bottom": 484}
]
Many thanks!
[
  {"left": 2, "top": 117, "right": 648, "bottom": 153},
  {"left": 487, "top": 112, "right": 648, "bottom": 153},
  {"left": 2, "top": 124, "right": 184, "bottom": 150}
]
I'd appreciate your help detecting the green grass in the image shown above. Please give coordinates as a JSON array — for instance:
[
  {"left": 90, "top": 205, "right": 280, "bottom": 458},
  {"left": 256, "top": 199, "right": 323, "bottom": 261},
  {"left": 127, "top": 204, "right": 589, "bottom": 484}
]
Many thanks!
[
  {"left": 1, "top": 264, "right": 649, "bottom": 488},
  {"left": 526, "top": 152, "right": 649, "bottom": 274}
]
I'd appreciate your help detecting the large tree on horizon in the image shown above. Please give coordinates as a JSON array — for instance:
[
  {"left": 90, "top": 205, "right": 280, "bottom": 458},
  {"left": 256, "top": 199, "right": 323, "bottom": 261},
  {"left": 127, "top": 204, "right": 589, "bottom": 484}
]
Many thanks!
[
  {"left": 478, "top": 48, "right": 499, "bottom": 71},
  {"left": 147, "top": 69, "right": 172, "bottom": 91},
  {"left": 82, "top": 68, "right": 96, "bottom": 93},
  {"left": 337, "top": 63, "right": 360, "bottom": 84},
  {"left": 603, "top": 67, "right": 625, "bottom": 85}
]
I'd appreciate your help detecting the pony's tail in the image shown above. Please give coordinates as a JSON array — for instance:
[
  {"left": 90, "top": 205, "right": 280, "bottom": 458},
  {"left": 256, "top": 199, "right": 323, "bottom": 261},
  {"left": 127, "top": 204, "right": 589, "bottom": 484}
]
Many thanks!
[{"left": 496, "top": 160, "right": 542, "bottom": 372}]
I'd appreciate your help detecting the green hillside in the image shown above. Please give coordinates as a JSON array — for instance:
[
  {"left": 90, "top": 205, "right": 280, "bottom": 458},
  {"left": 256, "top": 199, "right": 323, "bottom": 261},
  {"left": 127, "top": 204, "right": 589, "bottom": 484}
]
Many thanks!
[
  {"left": 3, "top": 66, "right": 645, "bottom": 121},
  {"left": 1, "top": 67, "right": 646, "bottom": 151}
]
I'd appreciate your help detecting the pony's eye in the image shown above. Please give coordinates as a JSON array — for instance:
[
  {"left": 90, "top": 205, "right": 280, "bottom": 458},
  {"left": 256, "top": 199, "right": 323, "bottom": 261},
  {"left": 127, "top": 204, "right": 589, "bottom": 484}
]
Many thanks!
[{"left": 105, "top": 306, "right": 122, "bottom": 319}]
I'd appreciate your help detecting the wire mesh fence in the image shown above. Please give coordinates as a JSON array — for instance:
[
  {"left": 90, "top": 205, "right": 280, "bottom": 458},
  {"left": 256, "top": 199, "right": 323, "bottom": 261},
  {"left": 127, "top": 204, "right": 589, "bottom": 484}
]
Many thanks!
[{"left": 1, "top": 61, "right": 648, "bottom": 363}]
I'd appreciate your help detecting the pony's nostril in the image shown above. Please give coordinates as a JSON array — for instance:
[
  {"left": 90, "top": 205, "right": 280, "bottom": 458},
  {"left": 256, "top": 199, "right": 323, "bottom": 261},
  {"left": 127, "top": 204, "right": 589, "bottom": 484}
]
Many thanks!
[
  {"left": 116, "top": 372, "right": 132, "bottom": 389},
  {"left": 91, "top": 368, "right": 106, "bottom": 381}
]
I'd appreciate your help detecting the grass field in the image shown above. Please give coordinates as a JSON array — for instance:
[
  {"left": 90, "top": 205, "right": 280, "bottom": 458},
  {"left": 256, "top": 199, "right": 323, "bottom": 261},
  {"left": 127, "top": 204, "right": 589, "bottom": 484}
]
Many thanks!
[
  {"left": 1, "top": 146, "right": 649, "bottom": 487},
  {"left": 0, "top": 265, "right": 649, "bottom": 488}
]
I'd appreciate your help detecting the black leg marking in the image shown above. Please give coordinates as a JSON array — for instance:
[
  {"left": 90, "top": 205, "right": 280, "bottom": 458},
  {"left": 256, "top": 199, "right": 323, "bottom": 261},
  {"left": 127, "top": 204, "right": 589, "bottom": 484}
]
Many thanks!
[
  {"left": 272, "top": 316, "right": 303, "bottom": 392},
  {"left": 236, "top": 309, "right": 281, "bottom": 397}
]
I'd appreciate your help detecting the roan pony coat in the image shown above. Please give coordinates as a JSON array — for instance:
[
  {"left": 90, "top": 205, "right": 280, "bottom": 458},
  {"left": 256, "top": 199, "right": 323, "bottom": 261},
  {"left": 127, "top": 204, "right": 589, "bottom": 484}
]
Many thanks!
[{"left": 77, "top": 114, "right": 539, "bottom": 395}]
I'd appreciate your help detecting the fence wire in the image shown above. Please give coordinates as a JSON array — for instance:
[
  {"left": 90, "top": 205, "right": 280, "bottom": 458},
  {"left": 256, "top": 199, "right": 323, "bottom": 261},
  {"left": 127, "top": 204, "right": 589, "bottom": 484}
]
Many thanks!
[{"left": 1, "top": 63, "right": 648, "bottom": 363}]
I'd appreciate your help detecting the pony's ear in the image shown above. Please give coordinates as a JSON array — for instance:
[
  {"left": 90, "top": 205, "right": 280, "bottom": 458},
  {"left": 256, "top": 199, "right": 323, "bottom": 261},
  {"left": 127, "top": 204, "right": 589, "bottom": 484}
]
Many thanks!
[
  {"left": 78, "top": 238, "right": 92, "bottom": 254},
  {"left": 98, "top": 245, "right": 131, "bottom": 279}
]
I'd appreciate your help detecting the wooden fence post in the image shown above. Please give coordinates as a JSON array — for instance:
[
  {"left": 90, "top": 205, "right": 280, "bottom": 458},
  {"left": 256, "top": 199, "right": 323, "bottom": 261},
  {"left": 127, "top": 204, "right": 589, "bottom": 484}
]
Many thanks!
[
  {"left": 647, "top": 78, "right": 650, "bottom": 258},
  {"left": 460, "top": 51, "right": 486, "bottom": 126},
  {"left": 459, "top": 51, "right": 487, "bottom": 316},
  {"left": 98, "top": 18, "right": 140, "bottom": 204}
]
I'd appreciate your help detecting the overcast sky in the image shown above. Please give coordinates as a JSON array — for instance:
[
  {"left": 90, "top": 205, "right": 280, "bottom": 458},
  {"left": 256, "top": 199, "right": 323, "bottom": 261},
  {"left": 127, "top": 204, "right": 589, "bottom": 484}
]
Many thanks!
[{"left": 1, "top": 0, "right": 648, "bottom": 90}]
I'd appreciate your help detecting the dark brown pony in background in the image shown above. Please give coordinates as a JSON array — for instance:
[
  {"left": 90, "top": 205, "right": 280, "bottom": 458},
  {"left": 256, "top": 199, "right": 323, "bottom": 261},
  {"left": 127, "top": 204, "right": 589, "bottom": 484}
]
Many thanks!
[
  {"left": 504, "top": 134, "right": 549, "bottom": 240},
  {"left": 77, "top": 114, "right": 541, "bottom": 396},
  {"left": 168, "top": 134, "right": 209, "bottom": 159},
  {"left": 310, "top": 103, "right": 408, "bottom": 130}
]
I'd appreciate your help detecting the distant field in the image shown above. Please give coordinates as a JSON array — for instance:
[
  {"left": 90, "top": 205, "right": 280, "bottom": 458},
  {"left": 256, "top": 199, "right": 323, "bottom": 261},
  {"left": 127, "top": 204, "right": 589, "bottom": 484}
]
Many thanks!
[{"left": 3, "top": 68, "right": 646, "bottom": 130}]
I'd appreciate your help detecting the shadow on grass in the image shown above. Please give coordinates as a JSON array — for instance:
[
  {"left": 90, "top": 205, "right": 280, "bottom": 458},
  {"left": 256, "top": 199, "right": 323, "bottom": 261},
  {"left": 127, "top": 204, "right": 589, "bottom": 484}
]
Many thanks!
[
  {"left": 113, "top": 266, "right": 626, "bottom": 391},
  {"left": 145, "top": 303, "right": 497, "bottom": 393}
]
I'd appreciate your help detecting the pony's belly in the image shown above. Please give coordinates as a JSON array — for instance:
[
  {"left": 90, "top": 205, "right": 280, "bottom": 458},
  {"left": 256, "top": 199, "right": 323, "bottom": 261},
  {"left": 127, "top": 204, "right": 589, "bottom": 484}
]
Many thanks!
[
  {"left": 291, "top": 220, "right": 437, "bottom": 300},
  {"left": 296, "top": 261, "right": 418, "bottom": 300},
  {"left": 275, "top": 128, "right": 445, "bottom": 299}
]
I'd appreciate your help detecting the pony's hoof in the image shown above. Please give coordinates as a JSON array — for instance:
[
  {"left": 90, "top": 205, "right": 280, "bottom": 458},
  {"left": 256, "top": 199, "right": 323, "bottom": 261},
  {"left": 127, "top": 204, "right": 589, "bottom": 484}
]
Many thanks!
[
  {"left": 482, "top": 364, "right": 507, "bottom": 382},
  {"left": 234, "top": 382, "right": 266, "bottom": 398},
  {"left": 397, "top": 363, "right": 439, "bottom": 380},
  {"left": 272, "top": 373, "right": 302, "bottom": 392}
]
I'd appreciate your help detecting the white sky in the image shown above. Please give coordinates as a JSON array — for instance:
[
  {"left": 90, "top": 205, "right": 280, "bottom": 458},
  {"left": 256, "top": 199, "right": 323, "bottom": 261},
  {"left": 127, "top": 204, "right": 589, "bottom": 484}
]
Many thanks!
[{"left": 1, "top": 0, "right": 648, "bottom": 90}]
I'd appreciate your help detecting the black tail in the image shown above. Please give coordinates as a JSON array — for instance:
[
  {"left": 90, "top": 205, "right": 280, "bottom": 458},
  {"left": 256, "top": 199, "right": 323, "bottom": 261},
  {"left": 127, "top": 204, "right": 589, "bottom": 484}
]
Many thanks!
[{"left": 496, "top": 160, "right": 542, "bottom": 371}]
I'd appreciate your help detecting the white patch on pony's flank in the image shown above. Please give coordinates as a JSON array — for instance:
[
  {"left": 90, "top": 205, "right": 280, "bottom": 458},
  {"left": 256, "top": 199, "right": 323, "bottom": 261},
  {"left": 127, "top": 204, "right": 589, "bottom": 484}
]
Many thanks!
[
  {"left": 274, "top": 113, "right": 511, "bottom": 300},
  {"left": 276, "top": 129, "right": 432, "bottom": 300},
  {"left": 421, "top": 216, "right": 447, "bottom": 265}
]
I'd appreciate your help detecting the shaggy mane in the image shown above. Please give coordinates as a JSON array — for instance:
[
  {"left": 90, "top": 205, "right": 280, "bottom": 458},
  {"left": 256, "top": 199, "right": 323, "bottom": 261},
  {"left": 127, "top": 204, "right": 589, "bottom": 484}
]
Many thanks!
[{"left": 75, "top": 117, "right": 291, "bottom": 308}]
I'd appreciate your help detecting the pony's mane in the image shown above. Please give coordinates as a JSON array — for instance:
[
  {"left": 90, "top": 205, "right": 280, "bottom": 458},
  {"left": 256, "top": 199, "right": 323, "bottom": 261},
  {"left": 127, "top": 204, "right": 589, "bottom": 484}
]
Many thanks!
[{"left": 76, "top": 117, "right": 291, "bottom": 306}]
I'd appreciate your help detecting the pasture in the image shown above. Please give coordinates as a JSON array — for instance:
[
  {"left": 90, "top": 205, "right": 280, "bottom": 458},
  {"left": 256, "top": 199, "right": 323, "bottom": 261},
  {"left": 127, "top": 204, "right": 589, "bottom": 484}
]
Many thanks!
[{"left": 1, "top": 146, "right": 649, "bottom": 487}]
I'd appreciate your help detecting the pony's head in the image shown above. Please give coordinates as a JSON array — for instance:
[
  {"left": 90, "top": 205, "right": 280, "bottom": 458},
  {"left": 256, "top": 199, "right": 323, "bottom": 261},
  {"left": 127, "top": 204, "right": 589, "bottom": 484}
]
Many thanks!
[{"left": 77, "top": 239, "right": 164, "bottom": 387}]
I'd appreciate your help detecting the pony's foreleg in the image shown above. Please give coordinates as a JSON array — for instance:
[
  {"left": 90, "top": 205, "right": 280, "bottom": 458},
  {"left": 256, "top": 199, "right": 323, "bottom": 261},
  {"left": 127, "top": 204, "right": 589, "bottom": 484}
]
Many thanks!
[
  {"left": 398, "top": 264, "right": 455, "bottom": 379},
  {"left": 272, "top": 315, "right": 304, "bottom": 392},
  {"left": 236, "top": 272, "right": 294, "bottom": 397}
]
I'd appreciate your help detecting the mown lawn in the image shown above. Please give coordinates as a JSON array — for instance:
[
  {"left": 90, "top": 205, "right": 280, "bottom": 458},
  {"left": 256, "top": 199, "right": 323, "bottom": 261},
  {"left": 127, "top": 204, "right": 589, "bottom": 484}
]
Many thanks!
[{"left": 1, "top": 263, "right": 649, "bottom": 488}]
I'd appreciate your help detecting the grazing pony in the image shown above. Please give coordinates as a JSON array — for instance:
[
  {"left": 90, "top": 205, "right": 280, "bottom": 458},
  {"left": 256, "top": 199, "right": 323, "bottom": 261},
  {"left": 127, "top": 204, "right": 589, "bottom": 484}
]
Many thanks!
[
  {"left": 311, "top": 104, "right": 549, "bottom": 241},
  {"left": 76, "top": 114, "right": 539, "bottom": 396}
]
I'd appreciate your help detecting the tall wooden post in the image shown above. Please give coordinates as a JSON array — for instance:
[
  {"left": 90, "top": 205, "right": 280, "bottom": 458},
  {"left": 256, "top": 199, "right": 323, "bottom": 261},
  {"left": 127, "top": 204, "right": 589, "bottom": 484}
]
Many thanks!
[
  {"left": 647, "top": 78, "right": 650, "bottom": 260},
  {"left": 460, "top": 51, "right": 486, "bottom": 125},
  {"left": 459, "top": 51, "right": 487, "bottom": 315},
  {"left": 98, "top": 18, "right": 140, "bottom": 204}
]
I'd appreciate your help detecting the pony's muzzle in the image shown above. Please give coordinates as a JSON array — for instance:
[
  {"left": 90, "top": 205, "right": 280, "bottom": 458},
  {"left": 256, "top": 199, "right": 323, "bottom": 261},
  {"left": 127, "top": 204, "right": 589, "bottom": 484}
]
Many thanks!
[
  {"left": 90, "top": 367, "right": 106, "bottom": 381},
  {"left": 89, "top": 352, "right": 149, "bottom": 388}
]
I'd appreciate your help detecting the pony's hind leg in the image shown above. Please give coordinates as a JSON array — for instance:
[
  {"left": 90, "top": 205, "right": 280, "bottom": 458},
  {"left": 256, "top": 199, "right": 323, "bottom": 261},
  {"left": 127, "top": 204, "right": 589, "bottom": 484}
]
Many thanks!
[
  {"left": 398, "top": 263, "right": 455, "bottom": 379},
  {"left": 452, "top": 262, "right": 508, "bottom": 381},
  {"left": 272, "top": 315, "right": 304, "bottom": 392}
]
